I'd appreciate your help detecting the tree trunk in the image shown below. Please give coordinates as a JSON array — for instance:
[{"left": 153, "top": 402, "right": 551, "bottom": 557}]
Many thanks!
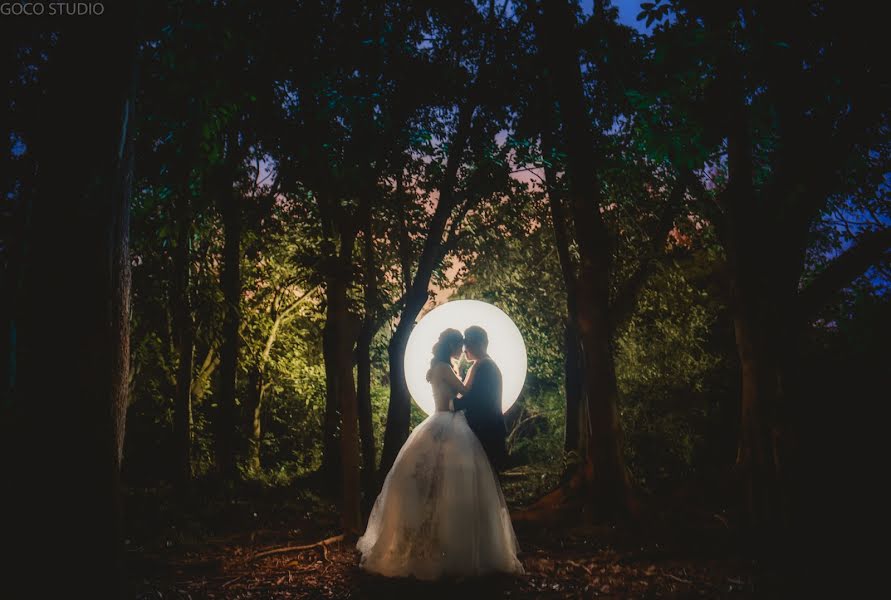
[
  {"left": 356, "top": 321, "right": 376, "bottom": 515},
  {"left": 3, "top": 21, "right": 135, "bottom": 595},
  {"left": 724, "top": 221, "right": 789, "bottom": 532},
  {"left": 357, "top": 196, "right": 379, "bottom": 515},
  {"left": 217, "top": 179, "right": 241, "bottom": 481},
  {"left": 172, "top": 194, "right": 194, "bottom": 488},
  {"left": 245, "top": 289, "right": 315, "bottom": 475},
  {"left": 731, "top": 302, "right": 784, "bottom": 529},
  {"left": 376, "top": 176, "right": 414, "bottom": 486},
  {"left": 379, "top": 319, "right": 413, "bottom": 478},
  {"left": 541, "top": 150, "right": 586, "bottom": 456},
  {"left": 563, "top": 321, "right": 585, "bottom": 453},
  {"left": 323, "top": 276, "right": 362, "bottom": 536},
  {"left": 719, "top": 68, "right": 790, "bottom": 530},
  {"left": 536, "top": 0, "right": 634, "bottom": 518},
  {"left": 246, "top": 366, "right": 264, "bottom": 474},
  {"left": 321, "top": 324, "right": 342, "bottom": 482},
  {"left": 378, "top": 100, "right": 474, "bottom": 482},
  {"left": 190, "top": 345, "right": 219, "bottom": 401}
]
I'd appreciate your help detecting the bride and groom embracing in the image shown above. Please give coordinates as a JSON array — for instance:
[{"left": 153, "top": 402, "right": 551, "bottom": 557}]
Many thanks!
[{"left": 356, "top": 326, "right": 524, "bottom": 580}]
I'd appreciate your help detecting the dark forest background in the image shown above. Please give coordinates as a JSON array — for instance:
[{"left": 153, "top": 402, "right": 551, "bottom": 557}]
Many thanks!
[{"left": 2, "top": 1, "right": 889, "bottom": 597}]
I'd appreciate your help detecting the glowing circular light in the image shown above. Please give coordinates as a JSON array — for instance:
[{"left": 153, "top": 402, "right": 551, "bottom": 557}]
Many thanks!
[{"left": 404, "top": 299, "right": 527, "bottom": 416}]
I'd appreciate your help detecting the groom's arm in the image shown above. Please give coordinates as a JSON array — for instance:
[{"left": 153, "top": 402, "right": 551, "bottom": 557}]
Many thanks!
[{"left": 488, "top": 367, "right": 505, "bottom": 427}]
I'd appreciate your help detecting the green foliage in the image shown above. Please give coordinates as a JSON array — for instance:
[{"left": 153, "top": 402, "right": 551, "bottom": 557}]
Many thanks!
[
  {"left": 615, "top": 256, "right": 735, "bottom": 488},
  {"left": 506, "top": 388, "right": 565, "bottom": 467},
  {"left": 454, "top": 183, "right": 736, "bottom": 488},
  {"left": 260, "top": 363, "right": 326, "bottom": 480},
  {"left": 98, "top": 0, "right": 888, "bottom": 502}
]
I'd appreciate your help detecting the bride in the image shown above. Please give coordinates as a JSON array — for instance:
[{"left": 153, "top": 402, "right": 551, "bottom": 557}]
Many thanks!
[{"left": 356, "top": 328, "right": 524, "bottom": 580}]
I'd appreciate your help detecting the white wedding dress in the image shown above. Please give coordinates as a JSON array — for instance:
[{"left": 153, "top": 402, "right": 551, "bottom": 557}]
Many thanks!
[{"left": 356, "top": 361, "right": 524, "bottom": 580}]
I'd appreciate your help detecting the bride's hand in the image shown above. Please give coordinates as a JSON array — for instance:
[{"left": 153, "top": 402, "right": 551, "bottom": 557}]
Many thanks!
[{"left": 463, "top": 362, "right": 478, "bottom": 387}]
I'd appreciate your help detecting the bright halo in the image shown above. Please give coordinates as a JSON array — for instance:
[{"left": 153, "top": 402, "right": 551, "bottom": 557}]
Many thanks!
[{"left": 405, "top": 299, "right": 527, "bottom": 416}]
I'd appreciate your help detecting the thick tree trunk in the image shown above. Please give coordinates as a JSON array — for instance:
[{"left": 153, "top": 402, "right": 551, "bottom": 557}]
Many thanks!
[
  {"left": 720, "top": 76, "right": 790, "bottom": 530},
  {"left": 3, "top": 21, "right": 135, "bottom": 596},
  {"left": 563, "top": 321, "right": 585, "bottom": 453},
  {"left": 731, "top": 302, "right": 784, "bottom": 529},
  {"left": 536, "top": 0, "right": 634, "bottom": 518},
  {"left": 727, "top": 237, "right": 795, "bottom": 534},
  {"left": 217, "top": 183, "right": 241, "bottom": 481}
]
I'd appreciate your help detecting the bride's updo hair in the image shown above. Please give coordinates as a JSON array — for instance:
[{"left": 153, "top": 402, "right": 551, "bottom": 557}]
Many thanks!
[{"left": 426, "top": 328, "right": 463, "bottom": 382}]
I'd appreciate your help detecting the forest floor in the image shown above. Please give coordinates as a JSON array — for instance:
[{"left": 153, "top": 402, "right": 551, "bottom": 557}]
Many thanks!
[{"left": 125, "top": 467, "right": 792, "bottom": 599}]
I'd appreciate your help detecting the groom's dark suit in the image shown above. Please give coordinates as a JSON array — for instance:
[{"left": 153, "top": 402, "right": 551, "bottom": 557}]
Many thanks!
[{"left": 454, "top": 357, "right": 508, "bottom": 473}]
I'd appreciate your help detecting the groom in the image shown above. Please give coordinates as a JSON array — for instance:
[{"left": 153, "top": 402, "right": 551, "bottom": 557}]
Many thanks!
[{"left": 453, "top": 326, "right": 509, "bottom": 473}]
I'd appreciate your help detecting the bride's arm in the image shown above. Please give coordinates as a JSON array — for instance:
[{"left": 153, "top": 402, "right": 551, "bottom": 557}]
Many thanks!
[
  {"left": 448, "top": 367, "right": 468, "bottom": 395},
  {"left": 442, "top": 367, "right": 465, "bottom": 412},
  {"left": 463, "top": 361, "right": 477, "bottom": 387}
]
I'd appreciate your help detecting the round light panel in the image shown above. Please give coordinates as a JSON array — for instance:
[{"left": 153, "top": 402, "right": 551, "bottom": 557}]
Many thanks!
[{"left": 404, "top": 299, "right": 527, "bottom": 415}]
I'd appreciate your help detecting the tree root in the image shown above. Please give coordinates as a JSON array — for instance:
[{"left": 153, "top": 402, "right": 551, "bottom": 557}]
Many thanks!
[
  {"left": 252, "top": 534, "right": 344, "bottom": 561},
  {"left": 511, "top": 468, "right": 646, "bottom": 524},
  {"left": 665, "top": 572, "right": 692, "bottom": 584},
  {"left": 512, "top": 485, "right": 584, "bottom": 523}
]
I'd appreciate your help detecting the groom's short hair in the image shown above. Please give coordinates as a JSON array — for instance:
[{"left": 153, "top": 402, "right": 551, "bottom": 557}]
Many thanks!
[{"left": 464, "top": 326, "right": 488, "bottom": 350}]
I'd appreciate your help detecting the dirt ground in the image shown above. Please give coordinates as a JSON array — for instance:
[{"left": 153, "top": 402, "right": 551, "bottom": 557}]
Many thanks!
[{"left": 127, "top": 486, "right": 784, "bottom": 599}]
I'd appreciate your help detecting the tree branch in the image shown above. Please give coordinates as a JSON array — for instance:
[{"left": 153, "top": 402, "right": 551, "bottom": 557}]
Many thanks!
[
  {"left": 797, "top": 227, "right": 891, "bottom": 318},
  {"left": 609, "top": 177, "right": 689, "bottom": 334},
  {"left": 261, "top": 285, "right": 321, "bottom": 366},
  {"left": 400, "top": 100, "right": 475, "bottom": 319},
  {"left": 191, "top": 345, "right": 219, "bottom": 400}
]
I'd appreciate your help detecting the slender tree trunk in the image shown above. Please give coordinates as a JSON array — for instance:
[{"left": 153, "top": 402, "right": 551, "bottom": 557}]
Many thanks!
[
  {"left": 542, "top": 152, "right": 586, "bottom": 455},
  {"left": 3, "top": 20, "right": 135, "bottom": 595},
  {"left": 380, "top": 323, "right": 413, "bottom": 480},
  {"left": 246, "top": 366, "right": 264, "bottom": 473},
  {"left": 378, "top": 100, "right": 474, "bottom": 482},
  {"left": 321, "top": 326, "right": 342, "bottom": 481},
  {"left": 217, "top": 180, "right": 241, "bottom": 481},
  {"left": 314, "top": 188, "right": 362, "bottom": 530},
  {"left": 172, "top": 195, "right": 194, "bottom": 487},
  {"left": 376, "top": 176, "right": 413, "bottom": 487},
  {"left": 395, "top": 175, "right": 413, "bottom": 294},
  {"left": 357, "top": 196, "right": 379, "bottom": 515},
  {"left": 537, "top": 0, "right": 633, "bottom": 518},
  {"left": 356, "top": 327, "right": 376, "bottom": 514},
  {"left": 323, "top": 275, "right": 362, "bottom": 536},
  {"left": 190, "top": 345, "right": 218, "bottom": 401},
  {"left": 245, "top": 289, "right": 315, "bottom": 475}
]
